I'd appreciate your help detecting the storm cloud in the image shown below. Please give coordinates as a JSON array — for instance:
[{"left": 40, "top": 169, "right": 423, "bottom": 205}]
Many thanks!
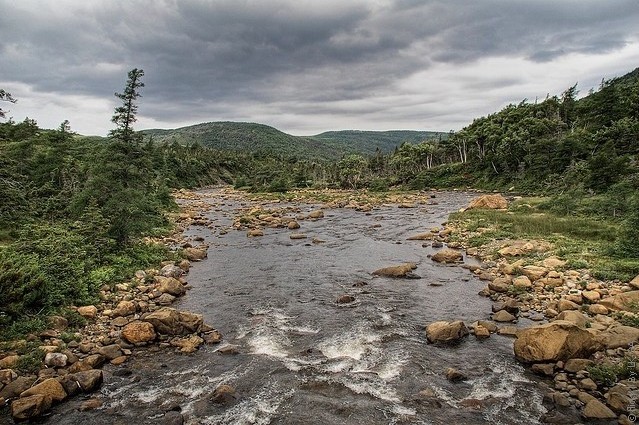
[{"left": 1, "top": 0, "right": 638, "bottom": 135}]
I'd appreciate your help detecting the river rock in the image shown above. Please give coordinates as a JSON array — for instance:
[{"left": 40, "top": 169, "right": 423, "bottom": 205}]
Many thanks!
[
  {"left": 287, "top": 221, "right": 300, "bottom": 230},
  {"left": 588, "top": 304, "right": 609, "bottom": 315},
  {"left": 184, "top": 247, "right": 207, "bottom": 261},
  {"left": 171, "top": 335, "right": 204, "bottom": 353},
  {"left": 77, "top": 305, "right": 98, "bottom": 319},
  {"left": 521, "top": 265, "right": 548, "bottom": 281},
  {"left": 112, "top": 300, "right": 136, "bottom": 317},
  {"left": 202, "top": 330, "right": 223, "bottom": 344},
  {"left": 0, "top": 369, "right": 17, "bottom": 385},
  {"left": 445, "top": 368, "right": 466, "bottom": 382},
  {"left": 155, "top": 276, "right": 186, "bottom": 296},
  {"left": 160, "top": 264, "right": 184, "bottom": 279},
  {"left": 557, "top": 299, "right": 579, "bottom": 312},
  {"left": 582, "top": 398, "right": 616, "bottom": 419},
  {"left": 11, "top": 394, "right": 52, "bottom": 421},
  {"left": 512, "top": 276, "right": 532, "bottom": 289},
  {"left": 431, "top": 249, "right": 463, "bottom": 264},
  {"left": 120, "top": 321, "right": 157, "bottom": 344},
  {"left": 493, "top": 310, "right": 516, "bottom": 322},
  {"left": 605, "top": 384, "right": 631, "bottom": 413},
  {"left": 0, "top": 376, "right": 36, "bottom": 400},
  {"left": 513, "top": 321, "right": 603, "bottom": 363},
  {"left": 20, "top": 378, "right": 67, "bottom": 402},
  {"left": 0, "top": 355, "right": 19, "bottom": 369},
  {"left": 336, "top": 294, "right": 355, "bottom": 304},
  {"left": 489, "top": 278, "right": 510, "bottom": 293},
  {"left": 555, "top": 310, "right": 588, "bottom": 328},
  {"left": 144, "top": 308, "right": 203, "bottom": 335},
  {"left": 48, "top": 315, "right": 68, "bottom": 331},
  {"left": 72, "top": 369, "right": 104, "bottom": 392},
  {"left": 406, "top": 233, "right": 434, "bottom": 241},
  {"left": 599, "top": 325, "right": 639, "bottom": 349},
  {"left": 474, "top": 325, "right": 490, "bottom": 339},
  {"left": 211, "top": 384, "right": 237, "bottom": 404},
  {"left": 247, "top": 229, "right": 264, "bottom": 237},
  {"left": 372, "top": 263, "right": 417, "bottom": 278},
  {"left": 599, "top": 291, "right": 639, "bottom": 311},
  {"left": 44, "top": 352, "right": 68, "bottom": 368},
  {"left": 79, "top": 398, "right": 103, "bottom": 411},
  {"left": 290, "top": 233, "right": 307, "bottom": 240},
  {"left": 426, "top": 321, "right": 469, "bottom": 344},
  {"left": 97, "top": 344, "right": 122, "bottom": 360},
  {"left": 581, "top": 290, "right": 601, "bottom": 303},
  {"left": 466, "top": 194, "right": 508, "bottom": 210},
  {"left": 307, "top": 210, "right": 324, "bottom": 219},
  {"left": 531, "top": 363, "right": 555, "bottom": 376}
]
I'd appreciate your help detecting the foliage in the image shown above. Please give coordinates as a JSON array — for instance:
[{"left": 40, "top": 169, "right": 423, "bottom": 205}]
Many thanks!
[{"left": 588, "top": 356, "right": 638, "bottom": 387}]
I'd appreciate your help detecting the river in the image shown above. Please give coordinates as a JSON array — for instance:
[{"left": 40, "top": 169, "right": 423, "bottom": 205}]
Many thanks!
[{"left": 45, "top": 189, "right": 549, "bottom": 424}]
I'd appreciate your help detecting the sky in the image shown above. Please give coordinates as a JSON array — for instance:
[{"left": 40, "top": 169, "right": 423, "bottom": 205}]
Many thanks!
[{"left": 1, "top": 0, "right": 638, "bottom": 136}]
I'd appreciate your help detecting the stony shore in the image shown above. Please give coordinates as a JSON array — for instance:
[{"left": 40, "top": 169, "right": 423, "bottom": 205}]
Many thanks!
[{"left": 2, "top": 188, "right": 638, "bottom": 424}]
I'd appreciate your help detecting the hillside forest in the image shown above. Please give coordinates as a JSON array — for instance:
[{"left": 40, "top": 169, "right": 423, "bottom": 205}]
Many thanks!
[{"left": 0, "top": 67, "right": 638, "bottom": 336}]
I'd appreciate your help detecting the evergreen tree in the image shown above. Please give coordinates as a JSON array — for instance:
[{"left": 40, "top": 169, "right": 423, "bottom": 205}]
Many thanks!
[
  {"left": 109, "top": 69, "right": 144, "bottom": 144},
  {"left": 0, "top": 89, "right": 16, "bottom": 119}
]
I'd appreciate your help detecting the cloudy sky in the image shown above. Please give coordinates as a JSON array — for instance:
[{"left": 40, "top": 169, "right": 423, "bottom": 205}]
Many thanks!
[{"left": 1, "top": 0, "right": 638, "bottom": 136}]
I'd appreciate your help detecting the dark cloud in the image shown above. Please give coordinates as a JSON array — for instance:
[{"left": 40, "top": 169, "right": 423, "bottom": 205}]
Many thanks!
[{"left": 0, "top": 0, "right": 638, "bottom": 134}]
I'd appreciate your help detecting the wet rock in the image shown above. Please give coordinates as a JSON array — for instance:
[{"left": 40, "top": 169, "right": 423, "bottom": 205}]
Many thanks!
[
  {"left": 202, "top": 330, "right": 223, "bottom": 344},
  {"left": 77, "top": 305, "right": 98, "bottom": 319},
  {"left": 122, "top": 321, "right": 157, "bottom": 344},
  {"left": 11, "top": 394, "right": 52, "bottom": 420},
  {"left": 216, "top": 344, "right": 240, "bottom": 355},
  {"left": 426, "top": 320, "right": 469, "bottom": 344},
  {"left": 79, "top": 398, "right": 103, "bottom": 411},
  {"left": 143, "top": 308, "right": 203, "bottom": 335},
  {"left": 20, "top": 378, "right": 67, "bottom": 402},
  {"left": 155, "top": 276, "right": 186, "bottom": 296},
  {"left": 184, "top": 247, "right": 207, "bottom": 261},
  {"left": 44, "top": 352, "right": 68, "bottom": 368},
  {"left": 406, "top": 233, "right": 434, "bottom": 241},
  {"left": 163, "top": 410, "right": 184, "bottom": 425},
  {"left": 287, "top": 221, "right": 300, "bottom": 230},
  {"left": 307, "top": 210, "right": 324, "bottom": 219},
  {"left": 477, "top": 320, "right": 498, "bottom": 333},
  {"left": 290, "top": 233, "right": 307, "bottom": 240},
  {"left": 352, "top": 281, "right": 368, "bottom": 287},
  {"left": 493, "top": 310, "right": 516, "bottom": 322},
  {"left": 372, "top": 262, "right": 417, "bottom": 278},
  {"left": 211, "top": 384, "right": 237, "bottom": 404},
  {"left": 336, "top": 294, "right": 356, "bottom": 304},
  {"left": 466, "top": 194, "right": 508, "bottom": 210},
  {"left": 431, "top": 249, "right": 463, "bottom": 264},
  {"left": 445, "top": 367, "right": 466, "bottom": 382},
  {"left": 474, "top": 325, "right": 490, "bottom": 339},
  {"left": 247, "top": 229, "right": 264, "bottom": 237},
  {"left": 170, "top": 335, "right": 204, "bottom": 353},
  {"left": 514, "top": 321, "right": 603, "bottom": 363}
]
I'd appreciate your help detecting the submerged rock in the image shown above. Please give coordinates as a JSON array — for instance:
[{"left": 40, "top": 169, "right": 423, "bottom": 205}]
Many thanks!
[{"left": 372, "top": 262, "right": 417, "bottom": 278}]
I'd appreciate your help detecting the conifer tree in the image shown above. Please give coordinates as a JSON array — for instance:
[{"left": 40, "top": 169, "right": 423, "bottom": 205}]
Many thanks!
[{"left": 109, "top": 69, "right": 144, "bottom": 143}]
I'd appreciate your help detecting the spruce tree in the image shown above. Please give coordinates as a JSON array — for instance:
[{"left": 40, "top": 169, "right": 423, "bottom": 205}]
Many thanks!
[{"left": 109, "top": 69, "right": 144, "bottom": 143}]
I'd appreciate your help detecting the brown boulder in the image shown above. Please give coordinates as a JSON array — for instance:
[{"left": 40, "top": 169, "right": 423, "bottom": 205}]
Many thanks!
[
  {"left": 143, "top": 308, "right": 203, "bottom": 335},
  {"left": 122, "top": 321, "right": 157, "bottom": 344},
  {"left": 20, "top": 378, "right": 67, "bottom": 402},
  {"left": 155, "top": 276, "right": 186, "bottom": 296},
  {"left": 11, "top": 394, "right": 52, "bottom": 420},
  {"left": 431, "top": 249, "right": 463, "bottom": 264},
  {"left": 426, "top": 321, "right": 469, "bottom": 343},
  {"left": 72, "top": 369, "right": 104, "bottom": 392},
  {"left": 372, "top": 263, "right": 417, "bottom": 278},
  {"left": 307, "top": 210, "right": 324, "bottom": 219},
  {"left": 77, "top": 305, "right": 98, "bottom": 319},
  {"left": 514, "top": 321, "right": 603, "bottom": 363},
  {"left": 466, "top": 194, "right": 508, "bottom": 210},
  {"left": 599, "top": 291, "right": 639, "bottom": 311},
  {"left": 170, "top": 335, "right": 204, "bottom": 353},
  {"left": 184, "top": 247, "right": 207, "bottom": 261},
  {"left": 406, "top": 233, "right": 434, "bottom": 241},
  {"left": 112, "top": 300, "right": 136, "bottom": 317},
  {"left": 287, "top": 221, "right": 300, "bottom": 230},
  {"left": 582, "top": 399, "right": 616, "bottom": 419}
]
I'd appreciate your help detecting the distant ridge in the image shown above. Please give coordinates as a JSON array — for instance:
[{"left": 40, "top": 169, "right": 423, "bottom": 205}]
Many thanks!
[{"left": 140, "top": 122, "right": 444, "bottom": 160}]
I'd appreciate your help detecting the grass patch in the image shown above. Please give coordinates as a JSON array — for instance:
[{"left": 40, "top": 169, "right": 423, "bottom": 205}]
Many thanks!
[
  {"left": 449, "top": 197, "right": 638, "bottom": 281},
  {"left": 587, "top": 356, "right": 638, "bottom": 387}
]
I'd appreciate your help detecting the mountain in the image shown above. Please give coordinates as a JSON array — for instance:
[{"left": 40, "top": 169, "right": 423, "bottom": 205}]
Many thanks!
[
  {"left": 140, "top": 122, "right": 444, "bottom": 160},
  {"left": 311, "top": 130, "right": 446, "bottom": 155}
]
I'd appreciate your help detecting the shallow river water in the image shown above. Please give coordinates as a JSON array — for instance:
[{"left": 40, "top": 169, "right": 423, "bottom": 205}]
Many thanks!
[{"left": 45, "top": 190, "right": 550, "bottom": 424}]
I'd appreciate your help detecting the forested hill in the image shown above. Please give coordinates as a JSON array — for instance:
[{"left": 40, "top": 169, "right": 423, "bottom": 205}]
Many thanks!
[
  {"left": 140, "top": 122, "right": 441, "bottom": 159},
  {"left": 311, "top": 130, "right": 446, "bottom": 155}
]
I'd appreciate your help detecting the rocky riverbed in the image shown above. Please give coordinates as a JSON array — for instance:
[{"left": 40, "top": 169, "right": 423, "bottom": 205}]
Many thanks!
[{"left": 2, "top": 188, "right": 637, "bottom": 424}]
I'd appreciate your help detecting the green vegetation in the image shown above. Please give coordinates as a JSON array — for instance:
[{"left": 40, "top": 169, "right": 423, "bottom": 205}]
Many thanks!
[{"left": 588, "top": 356, "right": 639, "bottom": 387}]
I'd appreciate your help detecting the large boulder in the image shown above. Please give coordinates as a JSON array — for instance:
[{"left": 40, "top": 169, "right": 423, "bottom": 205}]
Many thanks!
[
  {"left": 426, "top": 321, "right": 469, "bottom": 344},
  {"left": 20, "top": 378, "right": 67, "bottom": 402},
  {"left": 72, "top": 370, "right": 104, "bottom": 392},
  {"left": 121, "top": 321, "right": 157, "bottom": 344},
  {"left": 466, "top": 194, "right": 508, "bottom": 210},
  {"left": 431, "top": 249, "right": 463, "bottom": 264},
  {"left": 154, "top": 276, "right": 186, "bottom": 296},
  {"left": 372, "top": 263, "right": 417, "bottom": 278},
  {"left": 143, "top": 308, "right": 203, "bottom": 335},
  {"left": 599, "top": 291, "right": 639, "bottom": 311},
  {"left": 11, "top": 394, "right": 52, "bottom": 421},
  {"left": 514, "top": 321, "right": 603, "bottom": 363},
  {"left": 598, "top": 325, "right": 639, "bottom": 349}
]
